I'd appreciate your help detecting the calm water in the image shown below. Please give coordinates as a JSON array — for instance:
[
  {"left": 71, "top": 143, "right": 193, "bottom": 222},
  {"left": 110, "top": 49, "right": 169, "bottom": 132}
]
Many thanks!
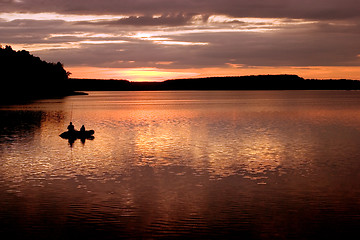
[{"left": 1, "top": 91, "right": 360, "bottom": 239}]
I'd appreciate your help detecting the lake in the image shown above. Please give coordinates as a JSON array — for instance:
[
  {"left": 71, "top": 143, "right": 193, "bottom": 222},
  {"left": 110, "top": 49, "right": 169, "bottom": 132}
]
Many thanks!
[{"left": 1, "top": 91, "right": 360, "bottom": 239}]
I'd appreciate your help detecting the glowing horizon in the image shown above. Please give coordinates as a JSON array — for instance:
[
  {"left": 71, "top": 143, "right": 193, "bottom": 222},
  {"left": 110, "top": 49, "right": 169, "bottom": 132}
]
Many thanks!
[{"left": 67, "top": 66, "right": 360, "bottom": 82}]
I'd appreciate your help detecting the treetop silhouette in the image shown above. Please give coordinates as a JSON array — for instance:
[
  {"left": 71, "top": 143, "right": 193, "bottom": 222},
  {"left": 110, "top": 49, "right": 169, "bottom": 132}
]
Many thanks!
[{"left": 0, "top": 45, "right": 73, "bottom": 102}]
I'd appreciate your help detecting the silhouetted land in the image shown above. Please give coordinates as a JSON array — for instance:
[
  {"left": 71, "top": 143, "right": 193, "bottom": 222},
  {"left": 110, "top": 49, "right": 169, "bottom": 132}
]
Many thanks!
[
  {"left": 0, "top": 45, "right": 81, "bottom": 104},
  {"left": 68, "top": 75, "right": 360, "bottom": 91},
  {"left": 2, "top": 45, "right": 360, "bottom": 105}
]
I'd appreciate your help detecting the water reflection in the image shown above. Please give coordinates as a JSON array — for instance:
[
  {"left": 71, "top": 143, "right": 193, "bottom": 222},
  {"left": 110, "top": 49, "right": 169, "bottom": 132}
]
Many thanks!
[
  {"left": 59, "top": 128, "right": 95, "bottom": 147},
  {"left": 62, "top": 135, "right": 94, "bottom": 147},
  {"left": 0, "top": 110, "right": 43, "bottom": 144},
  {"left": 1, "top": 91, "right": 360, "bottom": 239},
  {"left": 2, "top": 92, "right": 360, "bottom": 183}
]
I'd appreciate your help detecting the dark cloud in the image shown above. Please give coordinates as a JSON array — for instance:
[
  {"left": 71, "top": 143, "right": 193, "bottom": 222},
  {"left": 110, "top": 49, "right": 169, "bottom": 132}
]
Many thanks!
[
  {"left": 0, "top": 19, "right": 66, "bottom": 43},
  {"left": 113, "top": 14, "right": 192, "bottom": 26},
  {"left": 1, "top": 0, "right": 359, "bottom": 20},
  {"left": 31, "top": 19, "right": 360, "bottom": 70},
  {"left": 175, "top": 20, "right": 360, "bottom": 67},
  {"left": 80, "top": 13, "right": 197, "bottom": 27}
]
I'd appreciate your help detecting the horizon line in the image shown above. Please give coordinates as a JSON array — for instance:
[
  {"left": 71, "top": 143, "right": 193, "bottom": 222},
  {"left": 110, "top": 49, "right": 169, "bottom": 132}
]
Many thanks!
[{"left": 68, "top": 74, "right": 360, "bottom": 83}]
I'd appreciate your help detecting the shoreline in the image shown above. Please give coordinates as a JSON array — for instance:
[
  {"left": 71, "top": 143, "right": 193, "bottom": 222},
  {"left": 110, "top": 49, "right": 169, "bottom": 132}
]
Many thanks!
[
  {"left": 2, "top": 74, "right": 360, "bottom": 105},
  {"left": 67, "top": 75, "right": 360, "bottom": 91}
]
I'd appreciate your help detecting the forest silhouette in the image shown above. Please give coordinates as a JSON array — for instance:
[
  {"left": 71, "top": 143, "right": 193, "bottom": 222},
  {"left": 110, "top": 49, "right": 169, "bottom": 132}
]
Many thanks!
[{"left": 0, "top": 45, "right": 74, "bottom": 103}]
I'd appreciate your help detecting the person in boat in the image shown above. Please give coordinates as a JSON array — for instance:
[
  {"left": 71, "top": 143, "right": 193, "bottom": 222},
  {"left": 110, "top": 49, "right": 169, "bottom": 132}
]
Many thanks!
[
  {"left": 67, "top": 122, "right": 75, "bottom": 132},
  {"left": 80, "top": 125, "right": 85, "bottom": 132}
]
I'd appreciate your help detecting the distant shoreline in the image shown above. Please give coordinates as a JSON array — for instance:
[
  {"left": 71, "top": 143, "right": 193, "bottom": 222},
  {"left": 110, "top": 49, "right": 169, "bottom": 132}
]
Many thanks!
[
  {"left": 2, "top": 74, "right": 360, "bottom": 105},
  {"left": 3, "top": 44, "right": 358, "bottom": 104},
  {"left": 68, "top": 75, "right": 360, "bottom": 91}
]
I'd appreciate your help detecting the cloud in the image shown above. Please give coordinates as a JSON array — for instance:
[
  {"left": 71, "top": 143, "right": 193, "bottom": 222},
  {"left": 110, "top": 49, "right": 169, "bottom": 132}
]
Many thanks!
[
  {"left": 29, "top": 19, "right": 360, "bottom": 70},
  {"left": 1, "top": 0, "right": 359, "bottom": 20},
  {"left": 2, "top": 15, "right": 359, "bottom": 69},
  {"left": 94, "top": 14, "right": 197, "bottom": 26}
]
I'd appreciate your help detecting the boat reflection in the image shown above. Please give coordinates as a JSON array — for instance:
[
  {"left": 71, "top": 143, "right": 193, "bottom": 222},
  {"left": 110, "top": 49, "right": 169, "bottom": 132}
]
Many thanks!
[
  {"left": 60, "top": 130, "right": 95, "bottom": 147},
  {"left": 59, "top": 122, "right": 95, "bottom": 147}
]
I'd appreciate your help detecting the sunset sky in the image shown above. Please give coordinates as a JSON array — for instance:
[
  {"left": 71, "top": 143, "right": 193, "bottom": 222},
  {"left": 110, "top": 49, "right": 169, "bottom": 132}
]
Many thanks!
[{"left": 1, "top": 0, "right": 360, "bottom": 81}]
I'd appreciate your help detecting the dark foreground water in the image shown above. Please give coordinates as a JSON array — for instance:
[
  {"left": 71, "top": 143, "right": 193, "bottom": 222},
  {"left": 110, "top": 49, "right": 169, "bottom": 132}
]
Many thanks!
[{"left": 1, "top": 91, "right": 360, "bottom": 239}]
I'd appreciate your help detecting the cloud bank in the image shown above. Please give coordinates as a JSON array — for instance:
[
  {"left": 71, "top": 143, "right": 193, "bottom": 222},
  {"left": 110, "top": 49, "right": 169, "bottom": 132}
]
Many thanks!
[{"left": 1, "top": 0, "right": 360, "bottom": 20}]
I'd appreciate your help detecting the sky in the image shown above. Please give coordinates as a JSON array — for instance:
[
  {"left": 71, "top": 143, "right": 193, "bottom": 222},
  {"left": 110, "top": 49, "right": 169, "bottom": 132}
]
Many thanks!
[{"left": 1, "top": 0, "right": 360, "bottom": 81}]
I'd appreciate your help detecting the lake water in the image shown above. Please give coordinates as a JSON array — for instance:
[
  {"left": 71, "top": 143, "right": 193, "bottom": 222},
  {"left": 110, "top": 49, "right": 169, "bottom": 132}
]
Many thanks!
[{"left": 1, "top": 91, "right": 360, "bottom": 239}]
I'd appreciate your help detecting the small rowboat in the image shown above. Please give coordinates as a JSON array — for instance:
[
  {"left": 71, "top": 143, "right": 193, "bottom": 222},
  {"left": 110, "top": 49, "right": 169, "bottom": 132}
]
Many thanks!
[{"left": 60, "top": 130, "right": 95, "bottom": 140}]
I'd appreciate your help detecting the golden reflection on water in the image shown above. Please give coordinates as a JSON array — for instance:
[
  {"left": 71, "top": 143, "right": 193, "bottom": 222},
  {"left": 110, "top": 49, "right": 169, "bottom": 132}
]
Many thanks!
[
  {"left": 2, "top": 91, "right": 360, "bottom": 187},
  {"left": 2, "top": 91, "right": 360, "bottom": 238}
]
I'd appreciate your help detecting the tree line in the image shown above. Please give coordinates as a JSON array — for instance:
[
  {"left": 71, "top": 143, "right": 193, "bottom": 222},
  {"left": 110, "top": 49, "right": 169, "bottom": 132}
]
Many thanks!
[
  {"left": 0, "top": 45, "right": 72, "bottom": 102},
  {"left": 69, "top": 75, "right": 360, "bottom": 91}
]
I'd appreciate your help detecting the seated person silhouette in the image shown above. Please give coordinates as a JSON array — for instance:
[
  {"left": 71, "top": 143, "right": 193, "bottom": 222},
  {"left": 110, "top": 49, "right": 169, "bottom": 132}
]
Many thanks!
[
  {"left": 80, "top": 125, "right": 85, "bottom": 132},
  {"left": 67, "top": 122, "right": 75, "bottom": 132}
]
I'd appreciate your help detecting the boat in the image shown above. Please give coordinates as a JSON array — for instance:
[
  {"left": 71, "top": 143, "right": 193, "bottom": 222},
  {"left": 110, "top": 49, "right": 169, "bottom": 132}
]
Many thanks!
[{"left": 60, "top": 130, "right": 95, "bottom": 140}]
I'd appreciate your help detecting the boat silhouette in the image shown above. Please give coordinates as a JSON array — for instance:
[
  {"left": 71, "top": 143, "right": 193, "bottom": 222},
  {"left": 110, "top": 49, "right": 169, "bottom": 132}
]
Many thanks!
[{"left": 60, "top": 129, "right": 95, "bottom": 140}]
